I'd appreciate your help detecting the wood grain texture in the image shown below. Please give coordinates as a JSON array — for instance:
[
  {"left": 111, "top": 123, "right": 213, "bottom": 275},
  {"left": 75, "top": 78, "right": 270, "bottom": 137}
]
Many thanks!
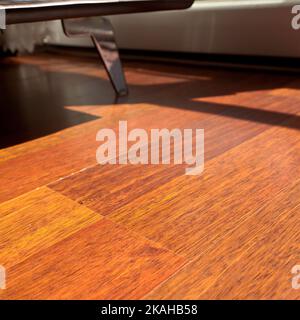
[
  {"left": 0, "top": 219, "right": 185, "bottom": 300},
  {"left": 145, "top": 119, "right": 300, "bottom": 299},
  {"left": 49, "top": 92, "right": 300, "bottom": 217},
  {"left": 53, "top": 116, "right": 300, "bottom": 261},
  {"left": 147, "top": 181, "right": 300, "bottom": 300},
  {"left": 0, "top": 105, "right": 158, "bottom": 203},
  {"left": 2, "top": 51, "right": 300, "bottom": 299},
  {"left": 201, "top": 203, "right": 300, "bottom": 300},
  {"left": 0, "top": 187, "right": 100, "bottom": 268}
]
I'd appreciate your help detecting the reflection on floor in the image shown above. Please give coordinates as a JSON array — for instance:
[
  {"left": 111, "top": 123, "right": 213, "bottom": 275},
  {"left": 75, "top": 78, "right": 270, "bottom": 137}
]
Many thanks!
[{"left": 1, "top": 50, "right": 300, "bottom": 299}]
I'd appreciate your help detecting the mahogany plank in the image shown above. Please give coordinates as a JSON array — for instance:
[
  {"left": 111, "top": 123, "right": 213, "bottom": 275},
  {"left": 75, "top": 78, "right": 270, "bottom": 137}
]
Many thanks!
[
  {"left": 0, "top": 105, "right": 162, "bottom": 203},
  {"left": 201, "top": 202, "right": 300, "bottom": 299},
  {"left": 2, "top": 52, "right": 300, "bottom": 299},
  {"left": 49, "top": 94, "right": 300, "bottom": 217},
  {"left": 147, "top": 180, "right": 300, "bottom": 300},
  {"left": 2, "top": 53, "right": 300, "bottom": 206},
  {"left": 0, "top": 102, "right": 155, "bottom": 164},
  {"left": 0, "top": 218, "right": 185, "bottom": 300},
  {"left": 0, "top": 187, "right": 100, "bottom": 268},
  {"left": 105, "top": 116, "right": 300, "bottom": 260},
  {"left": 142, "top": 117, "right": 300, "bottom": 299}
]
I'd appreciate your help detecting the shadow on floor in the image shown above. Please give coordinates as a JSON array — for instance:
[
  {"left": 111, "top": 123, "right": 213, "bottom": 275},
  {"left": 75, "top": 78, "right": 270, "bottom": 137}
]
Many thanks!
[{"left": 1, "top": 53, "right": 300, "bottom": 148}]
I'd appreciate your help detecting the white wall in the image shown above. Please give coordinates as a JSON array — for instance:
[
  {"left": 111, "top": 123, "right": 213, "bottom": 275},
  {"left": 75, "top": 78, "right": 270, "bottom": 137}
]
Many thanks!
[{"left": 47, "top": 1, "right": 300, "bottom": 57}]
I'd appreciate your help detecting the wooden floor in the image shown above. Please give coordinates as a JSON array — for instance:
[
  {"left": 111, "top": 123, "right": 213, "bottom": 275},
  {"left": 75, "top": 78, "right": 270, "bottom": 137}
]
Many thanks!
[{"left": 1, "top": 50, "right": 300, "bottom": 299}]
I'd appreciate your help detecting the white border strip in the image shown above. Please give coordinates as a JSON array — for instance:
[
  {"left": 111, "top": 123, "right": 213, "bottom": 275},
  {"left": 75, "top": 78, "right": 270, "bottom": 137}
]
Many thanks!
[{"left": 196, "top": 0, "right": 300, "bottom": 10}]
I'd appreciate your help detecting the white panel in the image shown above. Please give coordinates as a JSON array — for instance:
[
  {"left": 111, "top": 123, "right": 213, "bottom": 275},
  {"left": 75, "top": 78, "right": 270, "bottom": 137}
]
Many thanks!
[{"left": 47, "top": 1, "right": 300, "bottom": 57}]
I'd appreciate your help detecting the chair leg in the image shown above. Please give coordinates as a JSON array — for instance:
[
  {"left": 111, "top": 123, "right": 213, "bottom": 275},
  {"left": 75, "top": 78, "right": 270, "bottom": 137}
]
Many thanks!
[{"left": 62, "top": 17, "right": 128, "bottom": 97}]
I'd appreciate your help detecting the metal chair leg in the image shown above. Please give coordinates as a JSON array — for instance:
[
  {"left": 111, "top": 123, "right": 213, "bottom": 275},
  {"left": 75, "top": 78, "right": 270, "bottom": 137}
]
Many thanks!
[{"left": 62, "top": 17, "right": 128, "bottom": 97}]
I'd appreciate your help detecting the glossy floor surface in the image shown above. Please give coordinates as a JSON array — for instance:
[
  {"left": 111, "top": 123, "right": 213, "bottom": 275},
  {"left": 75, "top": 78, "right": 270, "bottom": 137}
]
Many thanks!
[{"left": 1, "top": 50, "right": 300, "bottom": 299}]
